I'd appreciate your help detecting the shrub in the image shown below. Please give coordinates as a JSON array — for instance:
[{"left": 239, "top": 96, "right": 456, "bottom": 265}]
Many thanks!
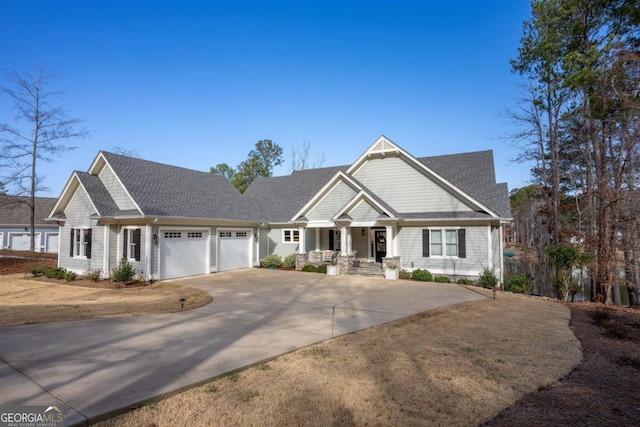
[
  {"left": 63, "top": 271, "right": 77, "bottom": 282},
  {"left": 411, "top": 269, "right": 433, "bottom": 282},
  {"left": 45, "top": 267, "right": 66, "bottom": 280},
  {"left": 399, "top": 269, "right": 412, "bottom": 280},
  {"left": 434, "top": 275, "right": 451, "bottom": 283},
  {"left": 283, "top": 253, "right": 297, "bottom": 269},
  {"left": 112, "top": 259, "right": 136, "bottom": 284},
  {"left": 505, "top": 274, "right": 532, "bottom": 294},
  {"left": 316, "top": 264, "right": 327, "bottom": 274},
  {"left": 31, "top": 266, "right": 44, "bottom": 277},
  {"left": 85, "top": 268, "right": 102, "bottom": 282},
  {"left": 478, "top": 268, "right": 498, "bottom": 289},
  {"left": 457, "top": 278, "right": 474, "bottom": 285},
  {"left": 261, "top": 254, "right": 283, "bottom": 269},
  {"left": 301, "top": 265, "right": 317, "bottom": 273}
]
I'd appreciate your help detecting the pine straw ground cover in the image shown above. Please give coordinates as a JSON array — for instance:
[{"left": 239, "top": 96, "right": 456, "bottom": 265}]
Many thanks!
[
  {"left": 0, "top": 274, "right": 212, "bottom": 326},
  {"left": 96, "top": 289, "right": 583, "bottom": 427}
]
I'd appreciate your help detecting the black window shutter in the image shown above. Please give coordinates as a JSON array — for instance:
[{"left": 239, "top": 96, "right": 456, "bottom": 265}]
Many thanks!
[
  {"left": 329, "top": 230, "right": 334, "bottom": 251},
  {"left": 123, "top": 230, "right": 128, "bottom": 260},
  {"left": 86, "top": 229, "right": 92, "bottom": 259},
  {"left": 422, "top": 229, "right": 430, "bottom": 257},
  {"left": 133, "top": 229, "right": 141, "bottom": 261},
  {"left": 458, "top": 229, "right": 466, "bottom": 258},
  {"left": 70, "top": 230, "right": 74, "bottom": 257}
]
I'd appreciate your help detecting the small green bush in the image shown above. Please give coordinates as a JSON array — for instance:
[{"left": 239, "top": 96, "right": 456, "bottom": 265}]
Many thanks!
[
  {"left": 283, "top": 253, "right": 297, "bottom": 269},
  {"left": 261, "top": 254, "right": 283, "bottom": 269},
  {"left": 457, "top": 278, "right": 474, "bottom": 285},
  {"left": 45, "top": 267, "right": 66, "bottom": 280},
  {"left": 505, "top": 274, "right": 532, "bottom": 294},
  {"left": 85, "top": 268, "right": 103, "bottom": 282},
  {"left": 411, "top": 269, "right": 433, "bottom": 282},
  {"left": 434, "top": 275, "right": 451, "bottom": 283},
  {"left": 31, "top": 266, "right": 44, "bottom": 277},
  {"left": 63, "top": 271, "right": 77, "bottom": 282},
  {"left": 478, "top": 268, "right": 498, "bottom": 289},
  {"left": 316, "top": 264, "right": 327, "bottom": 274},
  {"left": 399, "top": 269, "right": 412, "bottom": 280},
  {"left": 301, "top": 264, "right": 317, "bottom": 272},
  {"left": 112, "top": 259, "right": 135, "bottom": 284}
]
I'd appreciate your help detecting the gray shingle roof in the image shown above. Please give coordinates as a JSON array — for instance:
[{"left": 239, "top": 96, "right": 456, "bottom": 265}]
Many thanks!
[
  {"left": 79, "top": 149, "right": 510, "bottom": 223},
  {"left": 76, "top": 172, "right": 125, "bottom": 217},
  {"left": 244, "top": 150, "right": 511, "bottom": 222},
  {"left": 418, "top": 151, "right": 511, "bottom": 218},
  {"left": 241, "top": 165, "right": 346, "bottom": 222},
  {"left": 101, "top": 152, "right": 243, "bottom": 219},
  {"left": 0, "top": 195, "right": 57, "bottom": 225}
]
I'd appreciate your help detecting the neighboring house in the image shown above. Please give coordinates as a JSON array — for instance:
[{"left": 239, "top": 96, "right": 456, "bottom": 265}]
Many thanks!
[
  {"left": 48, "top": 136, "right": 512, "bottom": 282},
  {"left": 0, "top": 195, "right": 59, "bottom": 252}
]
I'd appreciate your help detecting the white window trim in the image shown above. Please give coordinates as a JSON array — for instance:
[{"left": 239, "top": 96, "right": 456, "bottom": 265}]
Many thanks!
[
  {"left": 282, "top": 228, "right": 300, "bottom": 244},
  {"left": 124, "top": 228, "right": 139, "bottom": 261},
  {"left": 429, "top": 227, "right": 460, "bottom": 259},
  {"left": 72, "top": 228, "right": 90, "bottom": 258}
]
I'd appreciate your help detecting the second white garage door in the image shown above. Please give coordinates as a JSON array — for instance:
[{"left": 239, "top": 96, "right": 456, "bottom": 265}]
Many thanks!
[
  {"left": 10, "top": 233, "right": 40, "bottom": 251},
  {"left": 160, "top": 229, "right": 209, "bottom": 279},
  {"left": 218, "top": 230, "right": 252, "bottom": 272}
]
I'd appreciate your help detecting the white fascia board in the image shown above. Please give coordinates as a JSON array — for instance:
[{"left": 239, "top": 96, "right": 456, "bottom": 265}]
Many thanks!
[
  {"left": 49, "top": 172, "right": 102, "bottom": 219},
  {"left": 333, "top": 190, "right": 397, "bottom": 220},
  {"left": 348, "top": 136, "right": 499, "bottom": 218},
  {"left": 47, "top": 172, "right": 81, "bottom": 219},
  {"left": 290, "top": 171, "right": 362, "bottom": 221},
  {"left": 400, "top": 218, "right": 500, "bottom": 226},
  {"left": 305, "top": 221, "right": 337, "bottom": 228}
]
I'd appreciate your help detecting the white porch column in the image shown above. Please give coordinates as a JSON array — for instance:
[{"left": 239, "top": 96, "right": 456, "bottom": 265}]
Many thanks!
[
  {"left": 499, "top": 222, "right": 505, "bottom": 286},
  {"left": 315, "top": 228, "right": 320, "bottom": 251},
  {"left": 298, "top": 226, "right": 306, "bottom": 254},
  {"left": 385, "top": 225, "right": 394, "bottom": 257},
  {"left": 340, "top": 226, "right": 348, "bottom": 254},
  {"left": 487, "top": 225, "right": 493, "bottom": 270}
]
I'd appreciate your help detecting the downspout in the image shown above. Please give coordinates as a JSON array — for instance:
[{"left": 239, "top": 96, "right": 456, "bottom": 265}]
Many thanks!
[
  {"left": 499, "top": 221, "right": 505, "bottom": 288},
  {"left": 145, "top": 224, "right": 152, "bottom": 281},
  {"left": 103, "top": 225, "right": 109, "bottom": 278}
]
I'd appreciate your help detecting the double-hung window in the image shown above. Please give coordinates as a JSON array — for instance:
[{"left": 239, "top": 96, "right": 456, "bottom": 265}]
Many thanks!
[
  {"left": 422, "top": 228, "right": 466, "bottom": 258},
  {"left": 123, "top": 229, "right": 141, "bottom": 261},
  {"left": 283, "top": 229, "right": 300, "bottom": 243},
  {"left": 70, "top": 228, "right": 92, "bottom": 258}
]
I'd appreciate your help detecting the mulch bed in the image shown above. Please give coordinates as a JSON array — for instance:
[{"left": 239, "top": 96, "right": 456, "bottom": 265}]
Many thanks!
[
  {"left": 483, "top": 302, "right": 640, "bottom": 426},
  {"left": 0, "top": 250, "right": 57, "bottom": 275}
]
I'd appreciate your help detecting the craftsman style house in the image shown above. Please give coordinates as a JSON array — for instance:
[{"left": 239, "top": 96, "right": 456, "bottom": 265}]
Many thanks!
[{"left": 48, "top": 136, "right": 511, "bottom": 282}]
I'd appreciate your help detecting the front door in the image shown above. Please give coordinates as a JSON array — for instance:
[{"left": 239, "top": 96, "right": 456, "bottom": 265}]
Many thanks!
[{"left": 374, "top": 230, "right": 386, "bottom": 263}]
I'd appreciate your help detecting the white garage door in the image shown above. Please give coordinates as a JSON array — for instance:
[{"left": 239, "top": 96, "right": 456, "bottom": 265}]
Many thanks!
[
  {"left": 46, "top": 233, "right": 59, "bottom": 253},
  {"left": 218, "top": 230, "right": 252, "bottom": 272},
  {"left": 160, "top": 229, "right": 209, "bottom": 279},
  {"left": 10, "top": 233, "right": 40, "bottom": 251}
]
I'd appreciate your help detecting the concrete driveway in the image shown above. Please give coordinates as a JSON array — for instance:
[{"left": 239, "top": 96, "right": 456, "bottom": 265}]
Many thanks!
[{"left": 0, "top": 269, "right": 486, "bottom": 426}]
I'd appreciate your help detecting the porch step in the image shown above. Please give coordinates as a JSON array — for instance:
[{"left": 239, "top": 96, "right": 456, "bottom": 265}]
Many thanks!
[{"left": 347, "top": 262, "right": 383, "bottom": 277}]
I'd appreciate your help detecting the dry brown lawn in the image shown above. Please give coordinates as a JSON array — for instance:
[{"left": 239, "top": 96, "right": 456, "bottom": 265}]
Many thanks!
[
  {"left": 0, "top": 274, "right": 212, "bottom": 326},
  {"left": 96, "top": 288, "right": 582, "bottom": 427}
]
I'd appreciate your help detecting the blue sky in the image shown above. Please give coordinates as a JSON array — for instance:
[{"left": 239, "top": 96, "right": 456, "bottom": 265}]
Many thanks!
[{"left": 1, "top": 0, "right": 533, "bottom": 198}]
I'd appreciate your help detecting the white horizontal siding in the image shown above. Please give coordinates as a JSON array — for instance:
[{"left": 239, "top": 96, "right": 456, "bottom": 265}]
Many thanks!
[
  {"left": 397, "top": 225, "right": 489, "bottom": 276},
  {"left": 349, "top": 200, "right": 381, "bottom": 222},
  {"left": 353, "top": 157, "right": 474, "bottom": 213},
  {"left": 98, "top": 165, "right": 137, "bottom": 210},
  {"left": 59, "top": 188, "right": 105, "bottom": 274},
  {"left": 306, "top": 181, "right": 357, "bottom": 221}
]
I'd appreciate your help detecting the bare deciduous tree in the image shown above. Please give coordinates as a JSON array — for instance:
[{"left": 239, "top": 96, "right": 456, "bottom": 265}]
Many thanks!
[{"left": 0, "top": 65, "right": 89, "bottom": 251}]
